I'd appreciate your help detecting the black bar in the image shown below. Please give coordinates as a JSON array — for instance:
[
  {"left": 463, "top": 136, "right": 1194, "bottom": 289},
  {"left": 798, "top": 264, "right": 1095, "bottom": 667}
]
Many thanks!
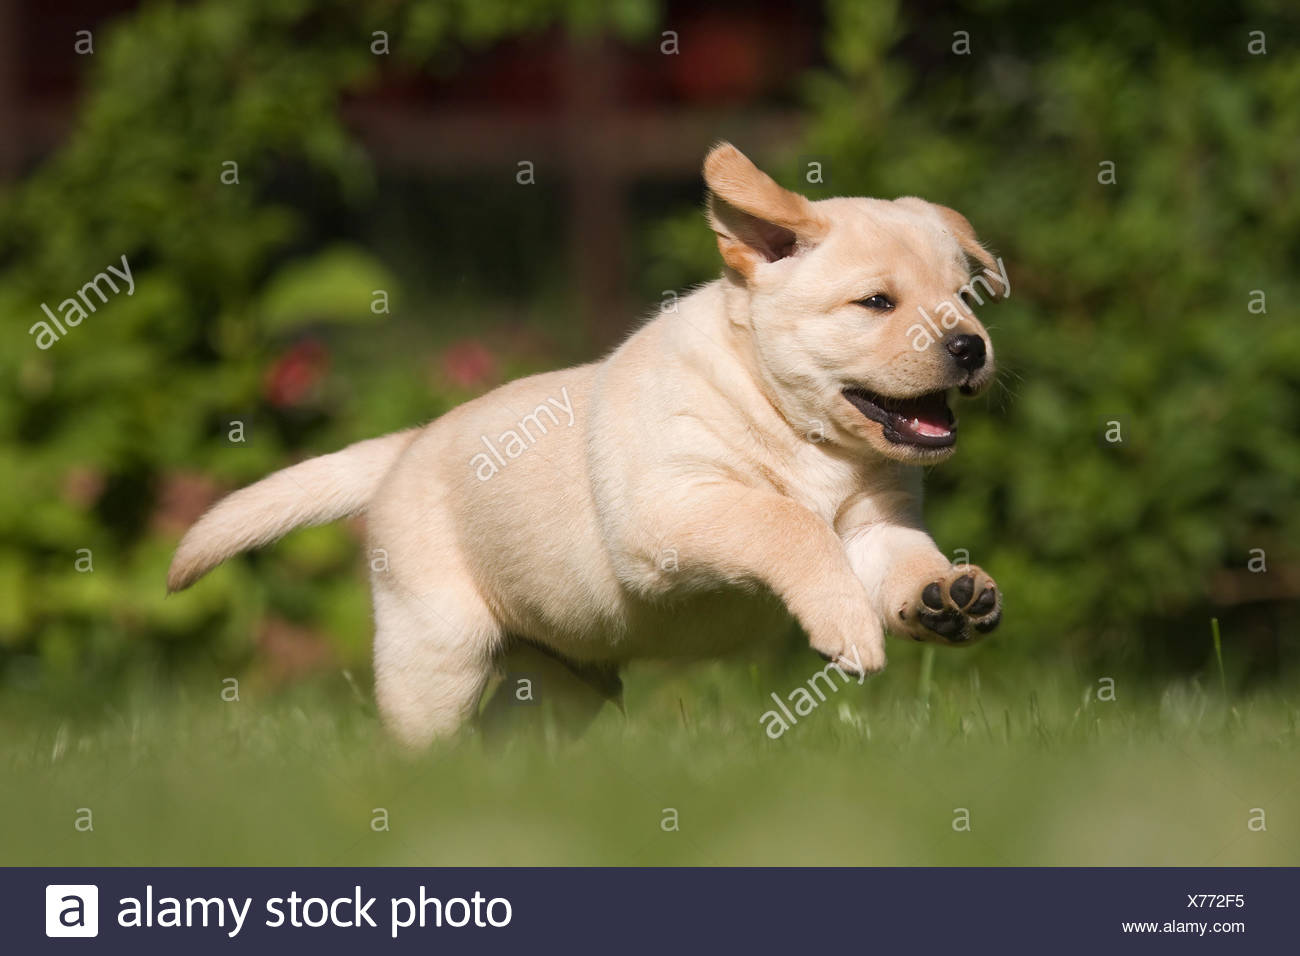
[{"left": 10, "top": 867, "right": 1292, "bottom": 953}]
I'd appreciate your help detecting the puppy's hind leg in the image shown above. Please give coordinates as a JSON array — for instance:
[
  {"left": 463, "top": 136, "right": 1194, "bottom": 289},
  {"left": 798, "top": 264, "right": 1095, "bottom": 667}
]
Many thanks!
[{"left": 371, "top": 575, "right": 500, "bottom": 748}]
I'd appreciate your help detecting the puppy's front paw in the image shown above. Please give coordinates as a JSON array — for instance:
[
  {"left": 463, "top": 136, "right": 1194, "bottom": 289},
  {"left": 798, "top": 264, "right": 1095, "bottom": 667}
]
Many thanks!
[
  {"left": 898, "top": 566, "right": 1001, "bottom": 645},
  {"left": 814, "top": 644, "right": 885, "bottom": 679},
  {"left": 806, "top": 634, "right": 889, "bottom": 681},
  {"left": 809, "top": 620, "right": 886, "bottom": 677}
]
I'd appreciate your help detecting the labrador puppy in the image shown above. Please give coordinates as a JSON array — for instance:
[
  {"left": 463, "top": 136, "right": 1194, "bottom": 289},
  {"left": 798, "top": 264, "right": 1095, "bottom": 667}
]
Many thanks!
[{"left": 168, "top": 143, "right": 1005, "bottom": 746}]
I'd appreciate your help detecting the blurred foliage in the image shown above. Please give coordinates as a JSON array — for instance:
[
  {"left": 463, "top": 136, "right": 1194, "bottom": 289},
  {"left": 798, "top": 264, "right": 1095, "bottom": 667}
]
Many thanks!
[
  {"left": 651, "top": 0, "right": 1300, "bottom": 675},
  {"left": 0, "top": 0, "right": 655, "bottom": 690},
  {"left": 2, "top": 0, "right": 1296, "bottom": 695}
]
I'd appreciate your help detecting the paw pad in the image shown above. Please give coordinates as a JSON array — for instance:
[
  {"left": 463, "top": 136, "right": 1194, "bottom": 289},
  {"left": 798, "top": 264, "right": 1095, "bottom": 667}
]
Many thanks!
[{"left": 910, "top": 568, "right": 1001, "bottom": 644}]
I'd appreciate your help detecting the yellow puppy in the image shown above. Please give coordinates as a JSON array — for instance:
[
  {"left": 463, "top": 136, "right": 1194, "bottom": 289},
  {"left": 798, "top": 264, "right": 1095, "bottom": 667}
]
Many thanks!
[{"left": 169, "top": 144, "right": 1006, "bottom": 746}]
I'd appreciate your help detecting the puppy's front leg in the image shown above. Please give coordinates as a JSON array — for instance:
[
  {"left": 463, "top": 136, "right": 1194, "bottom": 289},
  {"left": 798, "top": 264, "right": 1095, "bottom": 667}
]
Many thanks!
[
  {"left": 656, "top": 485, "right": 885, "bottom": 675},
  {"left": 845, "top": 522, "right": 1002, "bottom": 645}
]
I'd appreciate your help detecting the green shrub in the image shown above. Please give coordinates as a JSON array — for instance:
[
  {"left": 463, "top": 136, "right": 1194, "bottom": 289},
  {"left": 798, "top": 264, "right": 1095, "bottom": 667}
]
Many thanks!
[
  {"left": 804, "top": 0, "right": 1300, "bottom": 669},
  {"left": 0, "top": 0, "right": 654, "bottom": 690}
]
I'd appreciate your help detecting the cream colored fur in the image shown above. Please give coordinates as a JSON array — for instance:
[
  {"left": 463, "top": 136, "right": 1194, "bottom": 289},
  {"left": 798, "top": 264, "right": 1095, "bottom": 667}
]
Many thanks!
[{"left": 168, "top": 144, "right": 1004, "bottom": 746}]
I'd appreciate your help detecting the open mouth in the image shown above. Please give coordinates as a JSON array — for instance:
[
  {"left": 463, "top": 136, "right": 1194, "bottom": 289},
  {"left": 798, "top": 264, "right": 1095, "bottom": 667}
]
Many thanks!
[{"left": 842, "top": 387, "right": 956, "bottom": 448}]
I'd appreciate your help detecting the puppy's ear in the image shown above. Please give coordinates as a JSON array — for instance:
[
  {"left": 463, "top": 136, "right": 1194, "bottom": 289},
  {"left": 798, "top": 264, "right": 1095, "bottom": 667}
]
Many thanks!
[
  {"left": 909, "top": 200, "right": 1005, "bottom": 295},
  {"left": 704, "top": 142, "right": 827, "bottom": 279}
]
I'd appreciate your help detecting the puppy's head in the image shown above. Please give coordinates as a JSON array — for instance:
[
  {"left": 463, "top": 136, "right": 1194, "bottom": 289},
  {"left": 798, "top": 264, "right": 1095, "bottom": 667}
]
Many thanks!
[{"left": 704, "top": 142, "right": 1003, "bottom": 463}]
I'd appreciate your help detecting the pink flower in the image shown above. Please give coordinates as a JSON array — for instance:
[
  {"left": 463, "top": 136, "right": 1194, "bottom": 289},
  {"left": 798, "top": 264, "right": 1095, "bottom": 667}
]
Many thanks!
[
  {"left": 441, "top": 339, "right": 497, "bottom": 389},
  {"left": 264, "top": 339, "right": 330, "bottom": 408}
]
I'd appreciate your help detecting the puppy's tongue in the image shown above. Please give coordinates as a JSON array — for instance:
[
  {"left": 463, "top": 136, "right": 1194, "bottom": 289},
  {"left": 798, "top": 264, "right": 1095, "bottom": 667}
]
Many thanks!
[
  {"left": 888, "top": 392, "right": 954, "bottom": 441},
  {"left": 911, "top": 417, "right": 951, "bottom": 438}
]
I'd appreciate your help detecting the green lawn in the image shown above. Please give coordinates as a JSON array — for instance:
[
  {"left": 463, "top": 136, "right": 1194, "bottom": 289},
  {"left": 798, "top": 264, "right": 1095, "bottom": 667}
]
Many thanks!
[{"left": 3, "top": 644, "right": 1297, "bottom": 866}]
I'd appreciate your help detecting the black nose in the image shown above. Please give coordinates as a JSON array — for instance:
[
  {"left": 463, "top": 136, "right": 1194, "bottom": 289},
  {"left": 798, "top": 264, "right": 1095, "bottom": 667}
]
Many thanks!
[{"left": 944, "top": 334, "right": 987, "bottom": 372}]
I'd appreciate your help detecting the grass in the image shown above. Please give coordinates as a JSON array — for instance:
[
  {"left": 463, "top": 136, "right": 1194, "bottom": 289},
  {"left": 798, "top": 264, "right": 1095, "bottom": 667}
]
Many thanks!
[{"left": 2, "top": 642, "right": 1298, "bottom": 866}]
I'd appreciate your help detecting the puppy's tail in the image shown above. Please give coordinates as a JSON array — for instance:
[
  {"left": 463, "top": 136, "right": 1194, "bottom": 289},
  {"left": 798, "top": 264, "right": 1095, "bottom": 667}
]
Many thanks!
[{"left": 166, "top": 428, "right": 420, "bottom": 593}]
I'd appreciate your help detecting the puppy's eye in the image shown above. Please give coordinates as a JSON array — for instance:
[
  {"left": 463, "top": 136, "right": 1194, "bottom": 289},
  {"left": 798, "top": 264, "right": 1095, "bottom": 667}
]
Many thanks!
[{"left": 856, "top": 294, "right": 894, "bottom": 311}]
